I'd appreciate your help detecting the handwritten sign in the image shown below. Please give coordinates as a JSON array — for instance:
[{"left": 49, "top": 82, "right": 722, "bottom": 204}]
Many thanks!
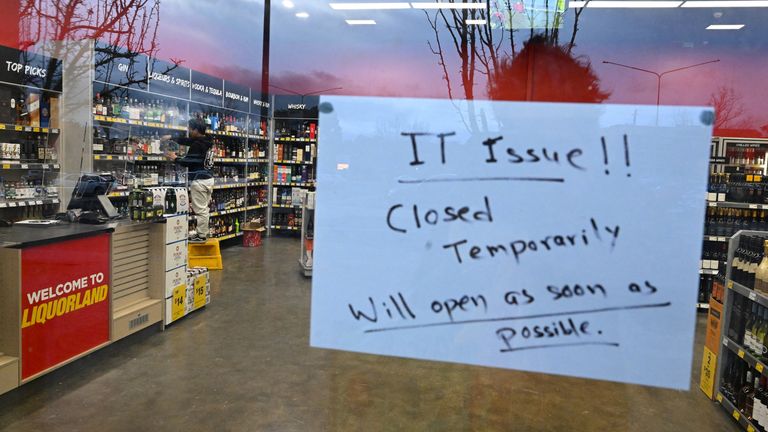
[{"left": 310, "top": 96, "right": 713, "bottom": 390}]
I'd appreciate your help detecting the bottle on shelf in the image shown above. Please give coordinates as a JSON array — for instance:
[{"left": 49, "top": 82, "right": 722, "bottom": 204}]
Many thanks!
[{"left": 755, "top": 309, "right": 767, "bottom": 357}]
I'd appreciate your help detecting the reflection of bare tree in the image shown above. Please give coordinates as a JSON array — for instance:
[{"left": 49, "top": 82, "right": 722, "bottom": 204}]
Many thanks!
[
  {"left": 18, "top": 0, "right": 162, "bottom": 92},
  {"left": 709, "top": 85, "right": 753, "bottom": 130},
  {"left": 426, "top": 0, "right": 584, "bottom": 101},
  {"left": 19, "top": 0, "right": 160, "bottom": 54}
]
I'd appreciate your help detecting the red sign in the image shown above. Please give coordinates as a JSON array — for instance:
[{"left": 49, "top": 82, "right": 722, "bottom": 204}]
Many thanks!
[{"left": 20, "top": 234, "right": 110, "bottom": 379}]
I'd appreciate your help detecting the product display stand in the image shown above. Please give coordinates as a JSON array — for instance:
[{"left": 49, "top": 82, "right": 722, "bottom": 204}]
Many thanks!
[
  {"left": 702, "top": 137, "right": 768, "bottom": 312},
  {"left": 711, "top": 229, "right": 768, "bottom": 431},
  {"left": 299, "top": 191, "right": 315, "bottom": 277}
]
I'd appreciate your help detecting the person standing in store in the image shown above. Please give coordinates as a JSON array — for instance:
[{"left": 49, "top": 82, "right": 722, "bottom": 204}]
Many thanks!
[{"left": 162, "top": 118, "right": 214, "bottom": 243}]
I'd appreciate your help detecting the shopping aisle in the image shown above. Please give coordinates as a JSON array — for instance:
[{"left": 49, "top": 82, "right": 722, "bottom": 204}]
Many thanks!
[{"left": 0, "top": 238, "right": 740, "bottom": 431}]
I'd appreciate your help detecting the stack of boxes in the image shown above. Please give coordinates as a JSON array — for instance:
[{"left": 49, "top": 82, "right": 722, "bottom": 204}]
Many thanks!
[
  {"left": 165, "top": 265, "right": 210, "bottom": 325},
  {"left": 163, "top": 213, "right": 188, "bottom": 324}
]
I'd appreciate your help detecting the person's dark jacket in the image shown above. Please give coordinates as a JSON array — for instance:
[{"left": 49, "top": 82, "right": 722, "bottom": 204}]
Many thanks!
[{"left": 173, "top": 136, "right": 213, "bottom": 181}]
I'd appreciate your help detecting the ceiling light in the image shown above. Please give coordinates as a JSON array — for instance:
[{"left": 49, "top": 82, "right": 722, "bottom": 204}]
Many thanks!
[
  {"left": 466, "top": 18, "right": 487, "bottom": 24},
  {"left": 282, "top": 0, "right": 295, "bottom": 7},
  {"left": 329, "top": 2, "right": 411, "bottom": 9},
  {"left": 296, "top": 11, "right": 310, "bottom": 17},
  {"left": 706, "top": 23, "right": 745, "bottom": 28},
  {"left": 683, "top": 0, "right": 768, "bottom": 6},
  {"left": 569, "top": 0, "right": 587, "bottom": 6},
  {"left": 411, "top": 2, "right": 487, "bottom": 9},
  {"left": 586, "top": 1, "right": 682, "bottom": 6},
  {"left": 346, "top": 19, "right": 377, "bottom": 24}
]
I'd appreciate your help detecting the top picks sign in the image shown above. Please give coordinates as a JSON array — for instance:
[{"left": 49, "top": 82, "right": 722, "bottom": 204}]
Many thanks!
[{"left": 310, "top": 96, "right": 713, "bottom": 390}]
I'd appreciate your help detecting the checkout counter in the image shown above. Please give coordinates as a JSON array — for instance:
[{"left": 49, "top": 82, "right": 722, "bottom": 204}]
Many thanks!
[{"left": 0, "top": 214, "right": 191, "bottom": 395}]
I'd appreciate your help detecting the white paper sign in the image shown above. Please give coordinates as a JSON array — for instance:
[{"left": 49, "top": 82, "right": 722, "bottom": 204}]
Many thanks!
[{"left": 311, "top": 96, "right": 713, "bottom": 390}]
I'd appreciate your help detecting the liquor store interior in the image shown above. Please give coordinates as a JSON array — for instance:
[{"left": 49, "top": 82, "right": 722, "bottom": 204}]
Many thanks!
[{"left": 0, "top": 1, "right": 767, "bottom": 431}]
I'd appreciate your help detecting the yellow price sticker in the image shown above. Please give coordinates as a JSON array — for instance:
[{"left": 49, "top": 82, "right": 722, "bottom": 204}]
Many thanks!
[
  {"left": 0, "top": 124, "right": 5, "bottom": 130},
  {"left": 106, "top": 155, "right": 113, "bottom": 160},
  {"left": 14, "top": 126, "right": 22, "bottom": 131},
  {"left": 733, "top": 410, "right": 741, "bottom": 420},
  {"left": 1, "top": 164, "right": 9, "bottom": 169},
  {"left": 717, "top": 393, "right": 723, "bottom": 402},
  {"left": 748, "top": 175, "right": 755, "bottom": 182},
  {"left": 739, "top": 350, "right": 746, "bottom": 358},
  {"left": 748, "top": 425, "right": 756, "bottom": 432},
  {"left": 171, "top": 285, "right": 186, "bottom": 321},
  {"left": 33, "top": 127, "right": 39, "bottom": 132},
  {"left": 758, "top": 363, "right": 765, "bottom": 373},
  {"left": 193, "top": 276, "right": 207, "bottom": 309},
  {"left": 757, "top": 176, "right": 764, "bottom": 183},
  {"left": 728, "top": 280, "right": 734, "bottom": 289}
]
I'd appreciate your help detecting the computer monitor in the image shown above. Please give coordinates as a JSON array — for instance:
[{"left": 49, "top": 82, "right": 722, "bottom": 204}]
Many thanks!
[{"left": 67, "top": 173, "right": 119, "bottom": 218}]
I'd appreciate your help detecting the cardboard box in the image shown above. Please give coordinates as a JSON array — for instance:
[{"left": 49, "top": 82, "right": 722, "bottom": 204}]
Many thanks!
[
  {"left": 164, "top": 265, "right": 187, "bottom": 298},
  {"left": 165, "top": 240, "right": 187, "bottom": 271},
  {"left": 165, "top": 214, "right": 188, "bottom": 243},
  {"left": 705, "top": 298, "right": 723, "bottom": 355}
]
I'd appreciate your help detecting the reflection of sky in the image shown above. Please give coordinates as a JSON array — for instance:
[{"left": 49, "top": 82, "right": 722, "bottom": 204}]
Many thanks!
[{"left": 11, "top": 1, "right": 765, "bottom": 134}]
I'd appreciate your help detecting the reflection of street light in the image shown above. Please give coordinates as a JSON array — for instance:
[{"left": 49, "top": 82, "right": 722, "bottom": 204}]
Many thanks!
[{"left": 602, "top": 59, "right": 720, "bottom": 106}]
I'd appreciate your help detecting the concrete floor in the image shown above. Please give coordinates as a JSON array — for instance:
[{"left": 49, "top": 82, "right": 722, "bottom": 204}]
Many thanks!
[{"left": 0, "top": 238, "right": 740, "bottom": 431}]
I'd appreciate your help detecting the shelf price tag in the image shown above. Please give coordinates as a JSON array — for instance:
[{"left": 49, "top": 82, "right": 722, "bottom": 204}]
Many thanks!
[
  {"left": 738, "top": 349, "right": 746, "bottom": 359},
  {"left": 106, "top": 156, "right": 112, "bottom": 160},
  {"left": 171, "top": 284, "right": 186, "bottom": 321},
  {"left": 750, "top": 204, "right": 758, "bottom": 209},
  {"left": 734, "top": 410, "right": 741, "bottom": 420},
  {"left": 749, "top": 425, "right": 757, "bottom": 432},
  {"left": 8, "top": 202, "right": 16, "bottom": 207},
  {"left": 35, "top": 200, "right": 42, "bottom": 205},
  {"left": 717, "top": 393, "right": 724, "bottom": 403},
  {"left": 193, "top": 274, "right": 207, "bottom": 309},
  {"left": 750, "top": 292, "right": 757, "bottom": 301},
  {"left": 728, "top": 280, "right": 734, "bottom": 289},
  {"left": 20, "top": 164, "right": 27, "bottom": 169},
  {"left": 14, "top": 126, "right": 21, "bottom": 131},
  {"left": 757, "top": 363, "right": 764, "bottom": 373},
  {"left": 2, "top": 164, "right": 9, "bottom": 169}
]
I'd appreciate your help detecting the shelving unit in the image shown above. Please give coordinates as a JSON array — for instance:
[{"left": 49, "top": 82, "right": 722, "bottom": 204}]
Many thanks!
[
  {"left": 268, "top": 95, "right": 318, "bottom": 235},
  {"left": 0, "top": 47, "right": 63, "bottom": 223},
  {"left": 701, "top": 137, "right": 768, "bottom": 312},
  {"left": 81, "top": 41, "right": 273, "bottom": 242},
  {"left": 713, "top": 230, "right": 768, "bottom": 431}
]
